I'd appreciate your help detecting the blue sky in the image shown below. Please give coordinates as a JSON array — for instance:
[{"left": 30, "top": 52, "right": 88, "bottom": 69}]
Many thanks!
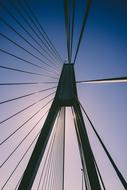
[{"left": 0, "top": 0, "right": 127, "bottom": 189}]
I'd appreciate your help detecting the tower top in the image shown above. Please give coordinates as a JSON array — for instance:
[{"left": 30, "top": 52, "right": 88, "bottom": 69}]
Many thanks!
[{"left": 56, "top": 63, "right": 77, "bottom": 106}]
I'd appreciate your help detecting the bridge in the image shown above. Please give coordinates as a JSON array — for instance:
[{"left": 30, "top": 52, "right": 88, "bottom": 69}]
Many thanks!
[{"left": 0, "top": 0, "right": 127, "bottom": 189}]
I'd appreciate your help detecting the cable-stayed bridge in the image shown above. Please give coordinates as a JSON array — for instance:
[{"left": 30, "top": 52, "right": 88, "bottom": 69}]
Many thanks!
[{"left": 0, "top": 0, "right": 127, "bottom": 189}]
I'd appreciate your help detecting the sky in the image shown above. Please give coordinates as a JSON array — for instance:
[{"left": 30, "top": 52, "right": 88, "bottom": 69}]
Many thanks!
[{"left": 0, "top": 0, "right": 127, "bottom": 189}]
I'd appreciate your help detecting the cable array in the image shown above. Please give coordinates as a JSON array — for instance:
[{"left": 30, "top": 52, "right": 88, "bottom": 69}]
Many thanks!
[
  {"left": 0, "top": 1, "right": 63, "bottom": 69},
  {"left": 64, "top": 0, "right": 91, "bottom": 64},
  {"left": 73, "top": 0, "right": 91, "bottom": 64},
  {"left": 79, "top": 102, "right": 127, "bottom": 189},
  {"left": 71, "top": 95, "right": 127, "bottom": 190},
  {"left": 36, "top": 108, "right": 65, "bottom": 190},
  {"left": 0, "top": 1, "right": 63, "bottom": 189}
]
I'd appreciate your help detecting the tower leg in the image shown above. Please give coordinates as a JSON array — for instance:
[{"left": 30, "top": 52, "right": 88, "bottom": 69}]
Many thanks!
[
  {"left": 18, "top": 100, "right": 60, "bottom": 190},
  {"left": 73, "top": 100, "right": 101, "bottom": 190}
]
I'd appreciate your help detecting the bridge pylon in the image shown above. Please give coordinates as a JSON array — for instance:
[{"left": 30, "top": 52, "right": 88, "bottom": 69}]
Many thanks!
[{"left": 18, "top": 63, "right": 102, "bottom": 190}]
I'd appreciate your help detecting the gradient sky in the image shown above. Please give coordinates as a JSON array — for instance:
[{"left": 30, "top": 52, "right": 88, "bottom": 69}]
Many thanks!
[{"left": 0, "top": 0, "right": 127, "bottom": 189}]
